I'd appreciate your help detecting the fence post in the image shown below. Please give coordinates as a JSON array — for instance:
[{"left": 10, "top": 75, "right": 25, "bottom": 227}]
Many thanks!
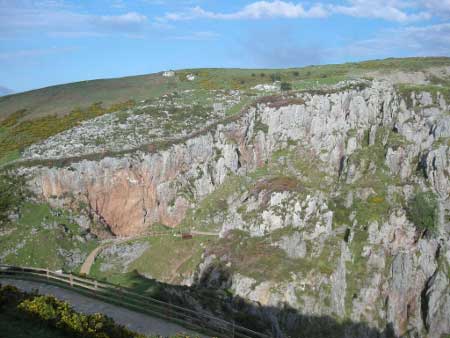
[
  {"left": 69, "top": 273, "right": 73, "bottom": 287},
  {"left": 94, "top": 280, "right": 98, "bottom": 293},
  {"left": 46, "top": 268, "right": 49, "bottom": 280}
]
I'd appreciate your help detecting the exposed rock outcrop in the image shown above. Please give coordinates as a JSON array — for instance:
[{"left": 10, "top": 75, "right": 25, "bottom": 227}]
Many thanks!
[{"left": 21, "top": 80, "right": 450, "bottom": 337}]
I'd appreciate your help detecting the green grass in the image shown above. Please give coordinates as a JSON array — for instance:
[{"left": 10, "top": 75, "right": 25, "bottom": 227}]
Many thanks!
[
  {"left": 180, "top": 144, "right": 333, "bottom": 235},
  {"left": 0, "top": 73, "right": 169, "bottom": 121},
  {"left": 329, "top": 127, "right": 404, "bottom": 226},
  {"left": 90, "top": 235, "right": 210, "bottom": 286},
  {"left": 1, "top": 57, "right": 449, "bottom": 167},
  {"left": 0, "top": 100, "right": 135, "bottom": 165},
  {"left": 344, "top": 228, "right": 370, "bottom": 316},
  {"left": 179, "top": 174, "right": 244, "bottom": 232},
  {"left": 129, "top": 235, "right": 208, "bottom": 283},
  {"left": 406, "top": 191, "right": 438, "bottom": 232},
  {"left": 86, "top": 268, "right": 162, "bottom": 296},
  {"left": 292, "top": 75, "right": 349, "bottom": 90},
  {"left": 2, "top": 57, "right": 448, "bottom": 122},
  {"left": 225, "top": 96, "right": 254, "bottom": 116},
  {"left": 397, "top": 83, "right": 450, "bottom": 106},
  {"left": 0, "top": 202, "right": 98, "bottom": 271},
  {"left": 208, "top": 229, "right": 340, "bottom": 283}
]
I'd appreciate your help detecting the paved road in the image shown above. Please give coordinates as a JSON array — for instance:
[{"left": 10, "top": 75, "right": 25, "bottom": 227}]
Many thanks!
[{"left": 1, "top": 278, "right": 205, "bottom": 338}]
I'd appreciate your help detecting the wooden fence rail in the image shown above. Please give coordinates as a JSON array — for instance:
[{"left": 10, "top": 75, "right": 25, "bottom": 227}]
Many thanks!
[{"left": 0, "top": 264, "right": 271, "bottom": 338}]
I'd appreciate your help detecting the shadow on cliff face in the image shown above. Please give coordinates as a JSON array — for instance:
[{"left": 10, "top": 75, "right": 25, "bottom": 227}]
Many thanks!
[{"left": 110, "top": 268, "right": 397, "bottom": 338}]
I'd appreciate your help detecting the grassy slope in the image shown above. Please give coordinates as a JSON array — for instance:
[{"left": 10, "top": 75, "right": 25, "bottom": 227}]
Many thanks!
[
  {"left": 2, "top": 57, "right": 449, "bottom": 122},
  {"left": 0, "top": 73, "right": 168, "bottom": 120},
  {"left": 0, "top": 202, "right": 98, "bottom": 271},
  {"left": 90, "top": 235, "right": 211, "bottom": 286},
  {"left": 0, "top": 57, "right": 449, "bottom": 166}
]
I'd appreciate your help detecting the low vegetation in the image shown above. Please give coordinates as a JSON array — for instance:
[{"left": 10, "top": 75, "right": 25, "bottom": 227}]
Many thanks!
[
  {"left": 0, "top": 172, "right": 28, "bottom": 226},
  {"left": 0, "top": 100, "right": 135, "bottom": 164},
  {"left": 280, "top": 82, "right": 292, "bottom": 92},
  {"left": 397, "top": 83, "right": 450, "bottom": 106},
  {"left": 90, "top": 235, "right": 209, "bottom": 286},
  {"left": 0, "top": 202, "right": 98, "bottom": 271},
  {"left": 0, "top": 284, "right": 198, "bottom": 338},
  {"left": 407, "top": 191, "right": 438, "bottom": 233},
  {"left": 0, "top": 284, "right": 145, "bottom": 338}
]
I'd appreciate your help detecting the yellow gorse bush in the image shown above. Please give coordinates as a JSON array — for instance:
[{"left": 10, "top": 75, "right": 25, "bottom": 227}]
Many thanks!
[
  {"left": 1, "top": 284, "right": 146, "bottom": 338},
  {"left": 0, "top": 100, "right": 135, "bottom": 162}
]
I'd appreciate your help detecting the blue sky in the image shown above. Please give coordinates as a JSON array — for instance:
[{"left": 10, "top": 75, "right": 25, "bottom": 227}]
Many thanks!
[{"left": 1, "top": 0, "right": 449, "bottom": 93}]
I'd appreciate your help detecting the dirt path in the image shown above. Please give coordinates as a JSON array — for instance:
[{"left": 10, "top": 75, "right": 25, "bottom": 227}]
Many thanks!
[
  {"left": 169, "top": 253, "right": 194, "bottom": 284},
  {"left": 80, "top": 244, "right": 107, "bottom": 275},
  {"left": 0, "top": 278, "right": 205, "bottom": 338},
  {"left": 191, "top": 231, "right": 220, "bottom": 236},
  {"left": 80, "top": 230, "right": 219, "bottom": 276}
]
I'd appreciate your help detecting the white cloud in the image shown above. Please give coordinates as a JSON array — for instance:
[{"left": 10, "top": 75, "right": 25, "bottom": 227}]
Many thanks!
[
  {"left": 330, "top": 0, "right": 431, "bottom": 22},
  {"left": 97, "top": 12, "right": 148, "bottom": 25},
  {"left": 339, "top": 23, "right": 450, "bottom": 58},
  {"left": 419, "top": 0, "right": 450, "bottom": 17},
  {"left": 0, "top": 46, "right": 78, "bottom": 60},
  {"left": 240, "top": 27, "right": 324, "bottom": 67},
  {"left": 168, "top": 31, "right": 219, "bottom": 40},
  {"left": 160, "top": 0, "right": 441, "bottom": 22},
  {"left": 92, "top": 12, "right": 148, "bottom": 33},
  {"left": 161, "top": 1, "right": 329, "bottom": 21},
  {"left": 0, "top": 1, "right": 149, "bottom": 38}
]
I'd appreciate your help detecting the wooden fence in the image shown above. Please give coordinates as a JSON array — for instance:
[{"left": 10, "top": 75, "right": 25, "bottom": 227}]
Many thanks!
[{"left": 0, "top": 264, "right": 271, "bottom": 338}]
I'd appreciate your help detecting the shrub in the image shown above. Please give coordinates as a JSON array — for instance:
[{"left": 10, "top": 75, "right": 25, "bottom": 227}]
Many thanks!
[
  {"left": 19, "top": 296, "right": 59, "bottom": 322},
  {"left": 0, "top": 173, "right": 28, "bottom": 227},
  {"left": 0, "top": 100, "right": 135, "bottom": 162},
  {"left": 270, "top": 73, "right": 282, "bottom": 82},
  {"left": 406, "top": 191, "right": 438, "bottom": 233},
  {"left": 18, "top": 295, "right": 146, "bottom": 338},
  {"left": 0, "top": 284, "right": 27, "bottom": 308},
  {"left": 280, "top": 82, "right": 292, "bottom": 92}
]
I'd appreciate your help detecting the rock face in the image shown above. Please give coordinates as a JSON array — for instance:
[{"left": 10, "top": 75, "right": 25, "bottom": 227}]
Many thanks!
[
  {"left": 25, "top": 120, "right": 254, "bottom": 236},
  {"left": 23, "top": 80, "right": 450, "bottom": 337},
  {"left": 23, "top": 81, "right": 379, "bottom": 235}
]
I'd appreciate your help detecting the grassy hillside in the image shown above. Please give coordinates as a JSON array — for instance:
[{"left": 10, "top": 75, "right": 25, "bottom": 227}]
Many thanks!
[
  {"left": 0, "top": 202, "right": 98, "bottom": 272},
  {"left": 0, "top": 57, "right": 448, "bottom": 166},
  {"left": 0, "top": 73, "right": 167, "bottom": 120},
  {"left": 2, "top": 57, "right": 449, "bottom": 122}
]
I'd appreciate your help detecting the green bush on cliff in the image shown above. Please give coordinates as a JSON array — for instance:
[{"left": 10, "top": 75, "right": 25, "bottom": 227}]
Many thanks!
[
  {"left": 0, "top": 173, "right": 28, "bottom": 227},
  {"left": 406, "top": 191, "right": 438, "bottom": 233},
  {"left": 280, "top": 82, "right": 292, "bottom": 92}
]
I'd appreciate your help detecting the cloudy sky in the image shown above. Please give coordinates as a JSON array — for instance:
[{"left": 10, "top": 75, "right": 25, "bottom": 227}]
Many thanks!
[{"left": 1, "top": 0, "right": 449, "bottom": 93}]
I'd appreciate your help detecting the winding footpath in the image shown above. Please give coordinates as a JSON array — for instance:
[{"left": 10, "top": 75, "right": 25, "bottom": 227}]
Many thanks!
[
  {"left": 1, "top": 278, "right": 205, "bottom": 337},
  {"left": 80, "top": 230, "right": 220, "bottom": 276},
  {"left": 80, "top": 244, "right": 108, "bottom": 275}
]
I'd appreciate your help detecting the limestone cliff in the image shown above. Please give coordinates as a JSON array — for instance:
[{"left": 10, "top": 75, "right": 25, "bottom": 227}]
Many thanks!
[{"left": 21, "top": 80, "right": 450, "bottom": 337}]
